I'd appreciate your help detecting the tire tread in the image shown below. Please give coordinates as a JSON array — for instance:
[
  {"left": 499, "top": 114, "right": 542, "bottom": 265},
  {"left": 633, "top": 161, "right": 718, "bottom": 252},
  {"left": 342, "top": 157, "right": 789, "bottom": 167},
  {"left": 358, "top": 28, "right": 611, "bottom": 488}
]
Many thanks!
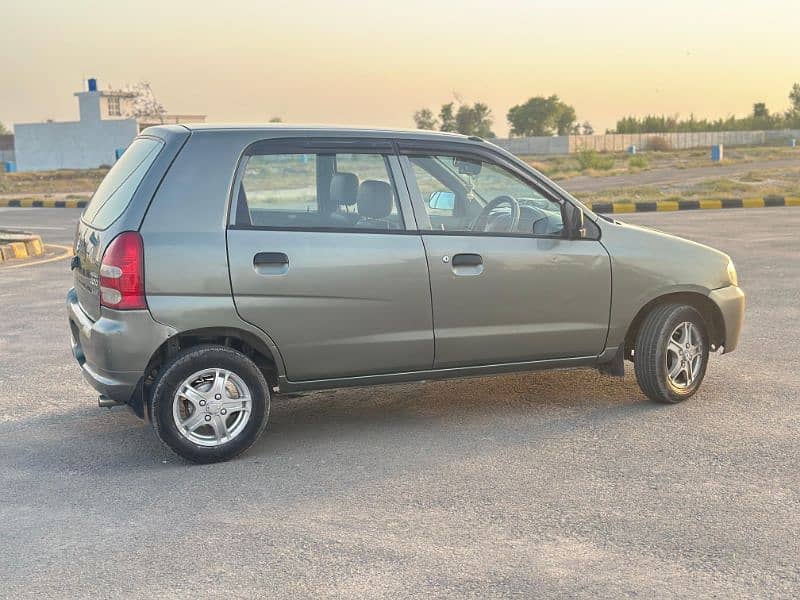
[{"left": 634, "top": 303, "right": 708, "bottom": 404}]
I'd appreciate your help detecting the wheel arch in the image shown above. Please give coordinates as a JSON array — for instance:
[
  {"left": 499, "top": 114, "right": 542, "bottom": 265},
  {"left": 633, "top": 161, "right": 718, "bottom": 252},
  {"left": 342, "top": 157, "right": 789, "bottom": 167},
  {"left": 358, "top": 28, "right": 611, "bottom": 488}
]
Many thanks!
[
  {"left": 141, "top": 327, "right": 282, "bottom": 420},
  {"left": 623, "top": 292, "right": 725, "bottom": 361}
]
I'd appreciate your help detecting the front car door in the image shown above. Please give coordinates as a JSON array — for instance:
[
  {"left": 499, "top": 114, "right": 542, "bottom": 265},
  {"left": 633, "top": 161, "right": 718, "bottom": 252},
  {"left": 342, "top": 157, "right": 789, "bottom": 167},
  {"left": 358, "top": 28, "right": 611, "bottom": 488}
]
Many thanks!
[
  {"left": 399, "top": 142, "right": 611, "bottom": 368},
  {"left": 227, "top": 138, "right": 433, "bottom": 381}
]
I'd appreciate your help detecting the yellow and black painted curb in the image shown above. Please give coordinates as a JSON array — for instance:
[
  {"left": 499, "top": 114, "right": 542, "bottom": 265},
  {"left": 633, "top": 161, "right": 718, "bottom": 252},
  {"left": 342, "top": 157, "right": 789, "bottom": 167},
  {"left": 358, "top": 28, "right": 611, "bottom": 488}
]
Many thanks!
[
  {"left": 0, "top": 197, "right": 88, "bottom": 209},
  {"left": 585, "top": 196, "right": 800, "bottom": 214},
  {"left": 0, "top": 232, "right": 45, "bottom": 263}
]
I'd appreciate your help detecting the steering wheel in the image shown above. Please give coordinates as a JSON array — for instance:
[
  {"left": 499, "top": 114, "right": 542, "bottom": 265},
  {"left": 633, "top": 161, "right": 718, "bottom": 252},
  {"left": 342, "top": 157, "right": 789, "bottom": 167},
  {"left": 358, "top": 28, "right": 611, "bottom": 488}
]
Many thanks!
[{"left": 469, "top": 195, "right": 520, "bottom": 233}]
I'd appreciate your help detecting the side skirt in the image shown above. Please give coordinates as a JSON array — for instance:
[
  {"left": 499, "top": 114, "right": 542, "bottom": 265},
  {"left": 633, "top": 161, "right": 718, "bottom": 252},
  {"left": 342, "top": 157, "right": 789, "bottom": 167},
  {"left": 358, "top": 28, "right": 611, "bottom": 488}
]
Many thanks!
[{"left": 278, "top": 355, "right": 601, "bottom": 393}]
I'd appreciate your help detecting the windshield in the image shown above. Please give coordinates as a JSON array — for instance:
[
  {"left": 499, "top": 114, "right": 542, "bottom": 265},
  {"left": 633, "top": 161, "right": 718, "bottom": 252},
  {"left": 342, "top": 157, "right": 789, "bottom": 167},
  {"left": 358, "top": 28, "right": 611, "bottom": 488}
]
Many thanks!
[{"left": 81, "top": 138, "right": 163, "bottom": 229}]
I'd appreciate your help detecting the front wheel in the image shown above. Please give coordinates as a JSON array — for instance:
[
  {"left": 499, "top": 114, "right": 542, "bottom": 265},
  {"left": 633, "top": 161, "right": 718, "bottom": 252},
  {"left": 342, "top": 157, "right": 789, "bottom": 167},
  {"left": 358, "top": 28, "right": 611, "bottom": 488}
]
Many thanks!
[
  {"left": 151, "top": 345, "right": 270, "bottom": 463},
  {"left": 634, "top": 304, "right": 709, "bottom": 404}
]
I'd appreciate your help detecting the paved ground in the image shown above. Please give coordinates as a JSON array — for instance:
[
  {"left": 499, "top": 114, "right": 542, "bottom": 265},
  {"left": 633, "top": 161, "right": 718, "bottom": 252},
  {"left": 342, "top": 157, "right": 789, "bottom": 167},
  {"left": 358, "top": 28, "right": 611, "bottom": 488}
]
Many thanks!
[
  {"left": 559, "top": 156, "right": 800, "bottom": 193},
  {"left": 1, "top": 207, "right": 799, "bottom": 598}
]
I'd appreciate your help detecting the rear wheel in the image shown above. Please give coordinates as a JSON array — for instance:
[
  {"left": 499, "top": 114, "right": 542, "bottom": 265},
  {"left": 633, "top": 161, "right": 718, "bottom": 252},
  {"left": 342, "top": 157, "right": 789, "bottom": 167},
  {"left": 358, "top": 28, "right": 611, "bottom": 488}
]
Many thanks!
[
  {"left": 634, "top": 304, "right": 709, "bottom": 404},
  {"left": 151, "top": 345, "right": 269, "bottom": 463}
]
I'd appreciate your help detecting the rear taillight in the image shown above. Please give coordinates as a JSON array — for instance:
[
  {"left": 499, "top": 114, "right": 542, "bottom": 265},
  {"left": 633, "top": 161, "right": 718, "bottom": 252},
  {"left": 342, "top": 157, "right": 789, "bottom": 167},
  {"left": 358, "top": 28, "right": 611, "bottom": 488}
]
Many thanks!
[{"left": 99, "top": 231, "right": 146, "bottom": 310}]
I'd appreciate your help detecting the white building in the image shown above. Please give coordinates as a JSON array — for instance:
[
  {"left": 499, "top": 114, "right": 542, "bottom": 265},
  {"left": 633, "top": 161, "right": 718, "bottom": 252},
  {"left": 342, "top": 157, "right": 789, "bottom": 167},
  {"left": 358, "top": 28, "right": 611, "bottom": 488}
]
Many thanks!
[{"left": 14, "top": 79, "right": 205, "bottom": 172}]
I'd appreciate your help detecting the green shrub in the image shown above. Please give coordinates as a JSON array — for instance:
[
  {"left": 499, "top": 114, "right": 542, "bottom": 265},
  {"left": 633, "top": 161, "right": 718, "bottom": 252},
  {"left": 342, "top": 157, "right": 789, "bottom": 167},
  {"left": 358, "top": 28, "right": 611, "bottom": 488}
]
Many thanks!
[
  {"left": 576, "top": 149, "right": 614, "bottom": 171},
  {"left": 628, "top": 154, "right": 649, "bottom": 169}
]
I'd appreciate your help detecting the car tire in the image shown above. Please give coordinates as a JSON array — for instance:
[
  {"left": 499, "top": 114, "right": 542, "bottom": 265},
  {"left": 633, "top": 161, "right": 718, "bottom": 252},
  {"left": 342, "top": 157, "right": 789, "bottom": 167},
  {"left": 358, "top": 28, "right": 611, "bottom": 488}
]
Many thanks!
[
  {"left": 634, "top": 304, "right": 709, "bottom": 404},
  {"left": 151, "top": 345, "right": 270, "bottom": 463}
]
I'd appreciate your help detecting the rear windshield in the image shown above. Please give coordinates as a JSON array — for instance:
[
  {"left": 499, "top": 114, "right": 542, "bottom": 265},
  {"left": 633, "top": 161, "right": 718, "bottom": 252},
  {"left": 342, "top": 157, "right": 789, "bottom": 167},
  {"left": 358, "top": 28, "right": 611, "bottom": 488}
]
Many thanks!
[{"left": 81, "top": 137, "right": 163, "bottom": 229}]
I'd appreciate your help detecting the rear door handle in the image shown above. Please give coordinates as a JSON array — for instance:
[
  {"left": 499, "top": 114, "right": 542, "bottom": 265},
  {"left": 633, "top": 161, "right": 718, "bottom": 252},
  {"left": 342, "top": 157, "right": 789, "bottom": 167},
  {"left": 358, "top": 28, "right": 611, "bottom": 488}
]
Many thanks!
[
  {"left": 451, "top": 253, "right": 483, "bottom": 267},
  {"left": 253, "top": 252, "right": 289, "bottom": 266}
]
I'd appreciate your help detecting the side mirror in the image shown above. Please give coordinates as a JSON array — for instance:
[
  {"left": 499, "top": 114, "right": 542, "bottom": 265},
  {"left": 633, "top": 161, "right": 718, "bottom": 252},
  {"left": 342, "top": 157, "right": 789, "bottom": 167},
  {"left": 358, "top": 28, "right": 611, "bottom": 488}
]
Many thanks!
[
  {"left": 567, "top": 205, "right": 586, "bottom": 239},
  {"left": 428, "top": 191, "right": 455, "bottom": 211}
]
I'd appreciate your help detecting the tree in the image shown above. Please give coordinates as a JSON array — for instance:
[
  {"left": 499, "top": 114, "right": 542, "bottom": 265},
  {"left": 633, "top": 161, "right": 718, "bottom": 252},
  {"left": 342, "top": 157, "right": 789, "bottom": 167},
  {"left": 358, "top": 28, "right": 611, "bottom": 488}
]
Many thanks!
[
  {"left": 506, "top": 95, "right": 577, "bottom": 137},
  {"left": 0, "top": 121, "right": 9, "bottom": 135},
  {"left": 581, "top": 121, "right": 594, "bottom": 135},
  {"left": 752, "top": 102, "right": 769, "bottom": 119},
  {"left": 413, "top": 108, "right": 438, "bottom": 130},
  {"left": 791, "top": 83, "right": 800, "bottom": 111},
  {"left": 556, "top": 104, "right": 577, "bottom": 136},
  {"left": 269, "top": 117, "right": 283, "bottom": 123},
  {"left": 439, "top": 103, "right": 457, "bottom": 132},
  {"left": 786, "top": 83, "right": 800, "bottom": 126},
  {"left": 414, "top": 100, "right": 495, "bottom": 136},
  {"left": 122, "top": 82, "right": 166, "bottom": 121},
  {"left": 454, "top": 102, "right": 495, "bottom": 138}
]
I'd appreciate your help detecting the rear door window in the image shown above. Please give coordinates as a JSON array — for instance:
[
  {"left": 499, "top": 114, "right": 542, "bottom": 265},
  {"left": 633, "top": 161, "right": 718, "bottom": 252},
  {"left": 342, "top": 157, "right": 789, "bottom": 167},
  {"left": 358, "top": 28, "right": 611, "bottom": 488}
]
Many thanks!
[
  {"left": 237, "top": 151, "right": 404, "bottom": 231},
  {"left": 82, "top": 137, "right": 163, "bottom": 229}
]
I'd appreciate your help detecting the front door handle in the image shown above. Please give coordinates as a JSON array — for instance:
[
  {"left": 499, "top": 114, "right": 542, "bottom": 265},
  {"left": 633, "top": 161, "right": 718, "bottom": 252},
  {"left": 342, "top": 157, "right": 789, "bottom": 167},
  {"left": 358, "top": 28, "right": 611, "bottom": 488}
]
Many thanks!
[
  {"left": 451, "top": 253, "right": 483, "bottom": 267},
  {"left": 253, "top": 252, "right": 289, "bottom": 266},
  {"left": 253, "top": 252, "right": 289, "bottom": 275}
]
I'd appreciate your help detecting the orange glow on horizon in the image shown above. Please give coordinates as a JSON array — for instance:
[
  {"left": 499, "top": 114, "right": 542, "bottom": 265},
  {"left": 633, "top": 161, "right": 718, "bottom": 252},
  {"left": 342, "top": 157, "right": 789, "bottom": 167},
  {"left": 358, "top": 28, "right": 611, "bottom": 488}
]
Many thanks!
[{"left": 2, "top": 0, "right": 798, "bottom": 136}]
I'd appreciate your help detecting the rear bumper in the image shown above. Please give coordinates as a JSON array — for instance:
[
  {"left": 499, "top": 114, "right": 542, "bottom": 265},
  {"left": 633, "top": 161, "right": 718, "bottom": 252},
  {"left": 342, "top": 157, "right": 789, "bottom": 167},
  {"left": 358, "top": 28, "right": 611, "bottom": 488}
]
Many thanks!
[
  {"left": 67, "top": 287, "right": 174, "bottom": 405},
  {"left": 709, "top": 285, "right": 745, "bottom": 353}
]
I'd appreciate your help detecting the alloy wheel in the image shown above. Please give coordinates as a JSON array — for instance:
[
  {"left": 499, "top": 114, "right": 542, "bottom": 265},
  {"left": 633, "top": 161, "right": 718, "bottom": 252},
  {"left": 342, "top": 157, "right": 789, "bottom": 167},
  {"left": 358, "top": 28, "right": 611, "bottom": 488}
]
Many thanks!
[{"left": 172, "top": 368, "right": 252, "bottom": 447}]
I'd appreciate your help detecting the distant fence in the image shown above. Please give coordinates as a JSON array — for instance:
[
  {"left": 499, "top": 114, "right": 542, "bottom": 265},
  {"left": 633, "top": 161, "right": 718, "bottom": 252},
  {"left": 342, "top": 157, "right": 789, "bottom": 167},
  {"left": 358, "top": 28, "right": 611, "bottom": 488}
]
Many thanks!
[{"left": 492, "top": 129, "right": 800, "bottom": 155}]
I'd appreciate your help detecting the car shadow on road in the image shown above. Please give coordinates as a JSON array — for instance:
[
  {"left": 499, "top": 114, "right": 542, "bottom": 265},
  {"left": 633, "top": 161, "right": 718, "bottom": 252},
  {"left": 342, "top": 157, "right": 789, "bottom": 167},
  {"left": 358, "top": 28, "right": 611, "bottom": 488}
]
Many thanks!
[
  {"left": 2, "top": 367, "right": 663, "bottom": 474},
  {"left": 253, "top": 367, "right": 657, "bottom": 451}
]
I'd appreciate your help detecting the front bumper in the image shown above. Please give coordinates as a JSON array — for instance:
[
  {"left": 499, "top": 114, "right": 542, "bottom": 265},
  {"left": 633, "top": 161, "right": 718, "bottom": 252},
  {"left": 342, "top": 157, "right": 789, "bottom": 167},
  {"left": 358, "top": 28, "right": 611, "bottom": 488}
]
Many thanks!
[
  {"left": 709, "top": 285, "right": 745, "bottom": 353},
  {"left": 67, "top": 288, "right": 174, "bottom": 405}
]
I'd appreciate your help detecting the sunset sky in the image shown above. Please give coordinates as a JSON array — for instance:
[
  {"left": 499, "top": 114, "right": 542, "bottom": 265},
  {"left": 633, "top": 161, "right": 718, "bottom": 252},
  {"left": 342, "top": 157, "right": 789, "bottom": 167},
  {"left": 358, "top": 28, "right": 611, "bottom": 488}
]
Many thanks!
[{"left": 2, "top": 0, "right": 798, "bottom": 136}]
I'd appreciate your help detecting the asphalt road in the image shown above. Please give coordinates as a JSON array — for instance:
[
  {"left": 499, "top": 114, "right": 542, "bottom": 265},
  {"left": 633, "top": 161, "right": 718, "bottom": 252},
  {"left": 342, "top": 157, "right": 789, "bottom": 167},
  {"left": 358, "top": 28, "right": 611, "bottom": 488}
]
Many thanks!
[
  {"left": 558, "top": 156, "right": 800, "bottom": 193},
  {"left": 1, "top": 207, "right": 799, "bottom": 599}
]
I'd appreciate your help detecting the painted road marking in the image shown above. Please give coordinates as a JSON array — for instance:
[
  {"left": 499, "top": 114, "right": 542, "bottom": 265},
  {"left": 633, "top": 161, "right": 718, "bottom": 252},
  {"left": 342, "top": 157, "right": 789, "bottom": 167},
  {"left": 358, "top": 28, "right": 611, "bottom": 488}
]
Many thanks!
[{"left": 1, "top": 244, "right": 72, "bottom": 270}]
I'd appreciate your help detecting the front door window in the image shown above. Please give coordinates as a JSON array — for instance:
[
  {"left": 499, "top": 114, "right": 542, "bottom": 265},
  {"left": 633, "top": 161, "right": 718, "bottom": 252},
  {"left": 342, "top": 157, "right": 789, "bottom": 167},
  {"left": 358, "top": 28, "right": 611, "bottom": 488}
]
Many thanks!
[{"left": 408, "top": 154, "right": 565, "bottom": 237}]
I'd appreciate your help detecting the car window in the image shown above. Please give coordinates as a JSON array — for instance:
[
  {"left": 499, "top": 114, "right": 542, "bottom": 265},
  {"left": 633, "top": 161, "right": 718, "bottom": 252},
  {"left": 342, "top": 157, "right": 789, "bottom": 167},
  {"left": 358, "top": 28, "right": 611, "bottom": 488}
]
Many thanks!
[
  {"left": 238, "top": 152, "right": 403, "bottom": 231},
  {"left": 408, "top": 154, "right": 564, "bottom": 236},
  {"left": 82, "top": 138, "right": 163, "bottom": 229}
]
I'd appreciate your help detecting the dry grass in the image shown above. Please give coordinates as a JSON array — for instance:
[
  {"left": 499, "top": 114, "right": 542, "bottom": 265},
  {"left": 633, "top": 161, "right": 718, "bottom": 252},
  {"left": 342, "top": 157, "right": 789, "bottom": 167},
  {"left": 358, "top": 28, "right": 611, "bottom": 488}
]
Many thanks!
[
  {"left": 571, "top": 167, "right": 800, "bottom": 205},
  {"left": 0, "top": 168, "right": 108, "bottom": 195},
  {"left": 523, "top": 146, "right": 799, "bottom": 180}
]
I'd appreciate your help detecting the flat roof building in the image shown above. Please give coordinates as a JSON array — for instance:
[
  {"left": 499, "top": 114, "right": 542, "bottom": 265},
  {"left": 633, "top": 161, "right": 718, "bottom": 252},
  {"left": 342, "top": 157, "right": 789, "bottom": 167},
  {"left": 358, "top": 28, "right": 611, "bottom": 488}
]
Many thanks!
[{"left": 14, "top": 79, "right": 204, "bottom": 171}]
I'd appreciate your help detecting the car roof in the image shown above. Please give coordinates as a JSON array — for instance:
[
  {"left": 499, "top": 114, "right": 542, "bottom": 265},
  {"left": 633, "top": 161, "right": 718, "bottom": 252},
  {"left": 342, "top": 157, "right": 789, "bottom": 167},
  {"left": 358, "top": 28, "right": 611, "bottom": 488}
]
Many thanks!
[{"left": 179, "top": 123, "right": 477, "bottom": 142}]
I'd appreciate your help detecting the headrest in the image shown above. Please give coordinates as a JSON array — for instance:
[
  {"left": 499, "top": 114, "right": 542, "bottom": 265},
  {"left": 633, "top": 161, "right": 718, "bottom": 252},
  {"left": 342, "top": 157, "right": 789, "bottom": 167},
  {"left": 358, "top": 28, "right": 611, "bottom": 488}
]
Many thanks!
[
  {"left": 330, "top": 172, "right": 359, "bottom": 207},
  {"left": 357, "top": 180, "right": 393, "bottom": 219}
]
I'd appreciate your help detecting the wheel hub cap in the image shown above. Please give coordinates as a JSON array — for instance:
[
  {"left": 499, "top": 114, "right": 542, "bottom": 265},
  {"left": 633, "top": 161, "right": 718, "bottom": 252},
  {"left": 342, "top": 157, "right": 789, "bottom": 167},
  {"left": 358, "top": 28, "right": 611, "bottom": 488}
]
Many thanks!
[
  {"left": 665, "top": 321, "right": 703, "bottom": 390},
  {"left": 172, "top": 368, "right": 253, "bottom": 447}
]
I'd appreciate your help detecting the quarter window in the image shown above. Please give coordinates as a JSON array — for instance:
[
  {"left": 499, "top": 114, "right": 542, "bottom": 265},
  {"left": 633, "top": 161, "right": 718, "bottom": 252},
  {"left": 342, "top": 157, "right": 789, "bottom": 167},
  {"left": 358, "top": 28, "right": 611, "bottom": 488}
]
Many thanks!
[
  {"left": 237, "top": 152, "right": 403, "bottom": 231},
  {"left": 408, "top": 154, "right": 565, "bottom": 236},
  {"left": 81, "top": 137, "right": 163, "bottom": 229}
]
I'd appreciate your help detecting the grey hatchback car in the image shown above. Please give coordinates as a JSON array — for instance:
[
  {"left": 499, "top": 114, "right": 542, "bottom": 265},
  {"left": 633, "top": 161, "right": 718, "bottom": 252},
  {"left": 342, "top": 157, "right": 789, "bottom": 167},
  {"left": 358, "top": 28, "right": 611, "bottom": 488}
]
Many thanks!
[{"left": 68, "top": 125, "right": 745, "bottom": 463}]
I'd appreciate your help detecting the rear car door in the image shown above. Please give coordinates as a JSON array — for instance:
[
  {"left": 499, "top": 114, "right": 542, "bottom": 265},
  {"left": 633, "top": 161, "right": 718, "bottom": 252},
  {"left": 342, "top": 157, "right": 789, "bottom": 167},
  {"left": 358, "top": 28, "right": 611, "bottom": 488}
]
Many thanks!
[
  {"left": 226, "top": 138, "right": 434, "bottom": 382},
  {"left": 399, "top": 143, "right": 611, "bottom": 368}
]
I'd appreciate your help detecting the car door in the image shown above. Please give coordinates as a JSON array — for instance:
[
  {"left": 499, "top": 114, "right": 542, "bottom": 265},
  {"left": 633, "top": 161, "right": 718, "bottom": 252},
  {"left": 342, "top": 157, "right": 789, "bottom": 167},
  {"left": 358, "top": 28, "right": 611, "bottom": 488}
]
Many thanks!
[
  {"left": 398, "top": 143, "right": 611, "bottom": 369},
  {"left": 227, "top": 138, "right": 433, "bottom": 381}
]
